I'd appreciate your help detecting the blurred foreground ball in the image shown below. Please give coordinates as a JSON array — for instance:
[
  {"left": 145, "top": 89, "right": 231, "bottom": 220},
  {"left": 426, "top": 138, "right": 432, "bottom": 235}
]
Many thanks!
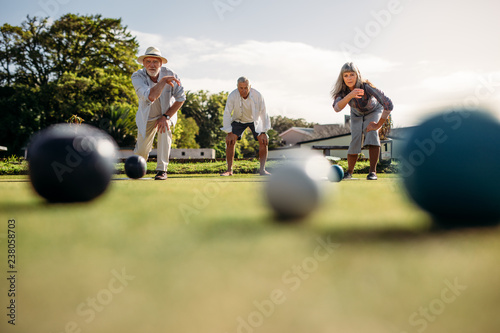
[
  {"left": 125, "top": 155, "right": 147, "bottom": 179},
  {"left": 265, "top": 152, "right": 332, "bottom": 220},
  {"left": 400, "top": 109, "right": 500, "bottom": 227},
  {"left": 27, "top": 123, "right": 118, "bottom": 203},
  {"left": 328, "top": 164, "right": 344, "bottom": 182}
]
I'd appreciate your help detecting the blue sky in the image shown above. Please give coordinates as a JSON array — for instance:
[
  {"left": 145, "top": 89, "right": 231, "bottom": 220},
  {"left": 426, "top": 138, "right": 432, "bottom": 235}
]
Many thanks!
[{"left": 2, "top": 0, "right": 500, "bottom": 127}]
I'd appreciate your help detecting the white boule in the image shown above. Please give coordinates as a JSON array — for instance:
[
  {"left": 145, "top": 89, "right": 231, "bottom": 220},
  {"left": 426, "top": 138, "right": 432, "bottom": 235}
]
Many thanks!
[{"left": 265, "top": 151, "right": 333, "bottom": 220}]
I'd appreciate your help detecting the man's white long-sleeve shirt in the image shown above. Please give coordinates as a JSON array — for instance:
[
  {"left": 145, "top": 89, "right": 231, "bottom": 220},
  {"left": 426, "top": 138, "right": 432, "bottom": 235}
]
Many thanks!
[
  {"left": 131, "top": 67, "right": 186, "bottom": 138},
  {"left": 221, "top": 88, "right": 272, "bottom": 134}
]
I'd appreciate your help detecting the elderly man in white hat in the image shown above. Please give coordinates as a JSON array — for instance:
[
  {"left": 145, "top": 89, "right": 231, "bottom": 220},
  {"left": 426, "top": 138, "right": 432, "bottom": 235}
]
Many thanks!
[{"left": 131, "top": 46, "right": 186, "bottom": 180}]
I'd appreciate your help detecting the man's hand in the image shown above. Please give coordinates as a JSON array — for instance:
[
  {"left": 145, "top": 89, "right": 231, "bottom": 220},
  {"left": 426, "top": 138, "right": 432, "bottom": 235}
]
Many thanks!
[
  {"left": 156, "top": 116, "right": 170, "bottom": 133},
  {"left": 226, "top": 132, "right": 238, "bottom": 145},
  {"left": 163, "top": 76, "right": 181, "bottom": 87}
]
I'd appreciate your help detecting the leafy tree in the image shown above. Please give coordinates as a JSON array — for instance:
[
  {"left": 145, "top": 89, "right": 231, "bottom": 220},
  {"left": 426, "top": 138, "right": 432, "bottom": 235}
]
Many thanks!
[
  {"left": 95, "top": 104, "right": 137, "bottom": 147},
  {"left": 267, "top": 129, "right": 282, "bottom": 148},
  {"left": 180, "top": 90, "right": 227, "bottom": 149},
  {"left": 238, "top": 131, "right": 258, "bottom": 158},
  {"left": 6, "top": 15, "right": 139, "bottom": 86},
  {"left": 0, "top": 14, "right": 140, "bottom": 155},
  {"left": 49, "top": 69, "right": 138, "bottom": 123},
  {"left": 270, "top": 115, "right": 316, "bottom": 134},
  {"left": 212, "top": 140, "right": 227, "bottom": 159},
  {"left": 173, "top": 112, "right": 200, "bottom": 149},
  {"left": 47, "top": 14, "right": 139, "bottom": 78},
  {"left": 0, "top": 24, "right": 22, "bottom": 86},
  {"left": 236, "top": 128, "right": 282, "bottom": 158},
  {"left": 0, "top": 85, "right": 44, "bottom": 153}
]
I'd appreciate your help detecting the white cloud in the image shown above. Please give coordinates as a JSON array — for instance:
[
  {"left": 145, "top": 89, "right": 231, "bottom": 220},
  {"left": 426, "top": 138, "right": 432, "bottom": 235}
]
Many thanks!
[
  {"left": 421, "top": 71, "right": 483, "bottom": 93},
  {"left": 389, "top": 70, "right": 500, "bottom": 125}
]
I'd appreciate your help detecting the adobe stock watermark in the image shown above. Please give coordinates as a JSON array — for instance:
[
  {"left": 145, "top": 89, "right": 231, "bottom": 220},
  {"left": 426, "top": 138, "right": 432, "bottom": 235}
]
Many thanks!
[
  {"left": 225, "top": 236, "right": 341, "bottom": 333},
  {"left": 213, "top": 0, "right": 246, "bottom": 21},
  {"left": 398, "top": 72, "right": 500, "bottom": 179},
  {"left": 339, "top": 0, "right": 411, "bottom": 60},
  {"left": 51, "top": 136, "right": 101, "bottom": 183},
  {"left": 386, "top": 72, "right": 500, "bottom": 195},
  {"left": 400, "top": 277, "right": 467, "bottom": 333},
  {"left": 34, "top": 0, "right": 73, "bottom": 19},
  {"left": 453, "top": 72, "right": 500, "bottom": 111},
  {"left": 388, "top": 72, "right": 499, "bottom": 194},
  {"left": 398, "top": 110, "right": 468, "bottom": 178},
  {"left": 178, "top": 180, "right": 230, "bottom": 224},
  {"left": 53, "top": 267, "right": 135, "bottom": 333}
]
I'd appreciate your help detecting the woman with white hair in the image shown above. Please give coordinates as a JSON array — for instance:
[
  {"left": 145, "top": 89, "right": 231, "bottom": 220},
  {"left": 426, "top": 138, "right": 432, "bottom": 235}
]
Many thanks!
[{"left": 331, "top": 62, "right": 393, "bottom": 180}]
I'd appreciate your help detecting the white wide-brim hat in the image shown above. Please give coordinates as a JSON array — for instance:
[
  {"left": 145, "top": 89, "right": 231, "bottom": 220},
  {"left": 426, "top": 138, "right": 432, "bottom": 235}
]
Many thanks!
[{"left": 137, "top": 46, "right": 168, "bottom": 64}]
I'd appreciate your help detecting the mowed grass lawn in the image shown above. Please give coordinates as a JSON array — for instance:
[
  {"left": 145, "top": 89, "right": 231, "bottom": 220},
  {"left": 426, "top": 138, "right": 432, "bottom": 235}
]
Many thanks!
[{"left": 0, "top": 172, "right": 499, "bottom": 333}]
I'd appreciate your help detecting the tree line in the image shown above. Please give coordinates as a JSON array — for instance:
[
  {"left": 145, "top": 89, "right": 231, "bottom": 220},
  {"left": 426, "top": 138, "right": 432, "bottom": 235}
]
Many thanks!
[{"left": 0, "top": 14, "right": 316, "bottom": 158}]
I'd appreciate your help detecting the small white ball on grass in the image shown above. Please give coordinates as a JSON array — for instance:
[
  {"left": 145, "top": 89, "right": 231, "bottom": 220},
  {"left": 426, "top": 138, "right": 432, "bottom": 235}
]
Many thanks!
[{"left": 265, "top": 151, "right": 333, "bottom": 221}]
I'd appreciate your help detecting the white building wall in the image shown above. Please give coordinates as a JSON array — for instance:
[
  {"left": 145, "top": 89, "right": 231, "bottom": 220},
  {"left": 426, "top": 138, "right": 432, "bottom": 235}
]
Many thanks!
[
  {"left": 170, "top": 148, "right": 216, "bottom": 159},
  {"left": 119, "top": 148, "right": 215, "bottom": 159},
  {"left": 299, "top": 135, "right": 370, "bottom": 159}
]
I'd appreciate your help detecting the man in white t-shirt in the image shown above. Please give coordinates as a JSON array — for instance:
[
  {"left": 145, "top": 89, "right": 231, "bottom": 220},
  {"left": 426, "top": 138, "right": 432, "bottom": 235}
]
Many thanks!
[{"left": 220, "top": 77, "right": 272, "bottom": 176}]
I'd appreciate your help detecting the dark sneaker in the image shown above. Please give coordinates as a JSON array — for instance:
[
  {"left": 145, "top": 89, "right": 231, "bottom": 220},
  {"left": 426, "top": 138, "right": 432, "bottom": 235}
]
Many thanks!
[
  {"left": 343, "top": 172, "right": 353, "bottom": 180},
  {"left": 155, "top": 171, "right": 168, "bottom": 180},
  {"left": 367, "top": 172, "right": 378, "bottom": 180}
]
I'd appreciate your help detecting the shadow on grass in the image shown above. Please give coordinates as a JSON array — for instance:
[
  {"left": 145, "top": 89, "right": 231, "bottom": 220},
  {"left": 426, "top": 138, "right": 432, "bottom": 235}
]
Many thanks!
[
  {"left": 264, "top": 207, "right": 500, "bottom": 244},
  {"left": 318, "top": 222, "right": 500, "bottom": 244},
  {"left": 0, "top": 191, "right": 114, "bottom": 213}
]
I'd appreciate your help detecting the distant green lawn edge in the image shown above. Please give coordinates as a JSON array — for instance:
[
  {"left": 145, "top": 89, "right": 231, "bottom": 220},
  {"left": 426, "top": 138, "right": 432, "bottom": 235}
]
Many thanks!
[{"left": 0, "top": 158, "right": 400, "bottom": 176}]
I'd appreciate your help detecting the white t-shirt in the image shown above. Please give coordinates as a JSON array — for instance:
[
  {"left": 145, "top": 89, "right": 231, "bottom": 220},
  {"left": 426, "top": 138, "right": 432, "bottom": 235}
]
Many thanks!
[
  {"left": 221, "top": 88, "right": 271, "bottom": 134},
  {"left": 237, "top": 96, "right": 254, "bottom": 123}
]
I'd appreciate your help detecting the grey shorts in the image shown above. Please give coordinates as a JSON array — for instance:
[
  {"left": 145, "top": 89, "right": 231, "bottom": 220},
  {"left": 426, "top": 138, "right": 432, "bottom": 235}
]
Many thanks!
[{"left": 348, "top": 109, "right": 382, "bottom": 155}]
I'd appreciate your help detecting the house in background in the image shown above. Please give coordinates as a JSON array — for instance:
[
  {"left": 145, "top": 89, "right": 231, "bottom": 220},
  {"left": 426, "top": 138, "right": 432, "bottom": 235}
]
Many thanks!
[
  {"left": 271, "top": 119, "right": 354, "bottom": 159},
  {"left": 311, "top": 123, "right": 350, "bottom": 138},
  {"left": 270, "top": 111, "right": 412, "bottom": 160},
  {"left": 297, "top": 133, "right": 369, "bottom": 159},
  {"left": 279, "top": 127, "right": 315, "bottom": 146},
  {"left": 270, "top": 132, "right": 396, "bottom": 161},
  {"left": 279, "top": 121, "right": 351, "bottom": 147},
  {"left": 387, "top": 126, "right": 415, "bottom": 159},
  {"left": 269, "top": 133, "right": 361, "bottom": 159},
  {"left": 270, "top": 124, "right": 412, "bottom": 161}
]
